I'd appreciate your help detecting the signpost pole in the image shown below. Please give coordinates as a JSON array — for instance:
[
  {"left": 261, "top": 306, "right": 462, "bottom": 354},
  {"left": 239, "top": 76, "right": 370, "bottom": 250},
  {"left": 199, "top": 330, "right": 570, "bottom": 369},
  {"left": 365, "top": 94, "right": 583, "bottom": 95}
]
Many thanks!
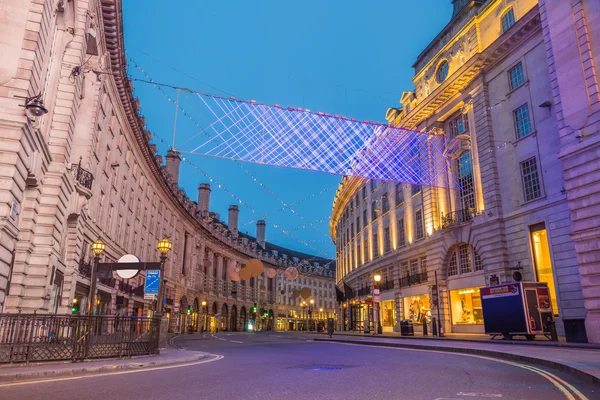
[{"left": 435, "top": 271, "right": 441, "bottom": 337}]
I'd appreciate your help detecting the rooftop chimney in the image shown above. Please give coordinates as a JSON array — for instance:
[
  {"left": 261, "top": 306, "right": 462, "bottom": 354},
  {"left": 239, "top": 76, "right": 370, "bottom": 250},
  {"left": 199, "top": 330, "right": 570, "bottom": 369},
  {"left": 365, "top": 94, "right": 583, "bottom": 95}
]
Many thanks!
[
  {"left": 198, "top": 183, "right": 211, "bottom": 217},
  {"left": 256, "top": 220, "right": 266, "bottom": 249},
  {"left": 228, "top": 205, "right": 239, "bottom": 236},
  {"left": 165, "top": 149, "right": 181, "bottom": 185}
]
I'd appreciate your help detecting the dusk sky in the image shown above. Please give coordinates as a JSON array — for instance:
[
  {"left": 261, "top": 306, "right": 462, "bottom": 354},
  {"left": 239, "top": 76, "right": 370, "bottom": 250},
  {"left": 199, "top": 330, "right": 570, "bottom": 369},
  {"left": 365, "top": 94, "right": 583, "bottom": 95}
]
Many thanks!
[{"left": 123, "top": 0, "right": 453, "bottom": 258}]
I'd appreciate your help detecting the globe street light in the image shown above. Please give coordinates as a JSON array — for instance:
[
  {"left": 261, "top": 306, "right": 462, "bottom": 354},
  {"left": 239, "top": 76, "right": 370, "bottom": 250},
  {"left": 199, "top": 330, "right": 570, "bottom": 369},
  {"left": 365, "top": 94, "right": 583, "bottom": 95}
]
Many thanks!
[
  {"left": 309, "top": 298, "right": 315, "bottom": 331},
  {"left": 373, "top": 273, "right": 382, "bottom": 335},
  {"left": 88, "top": 239, "right": 105, "bottom": 315},
  {"left": 201, "top": 300, "right": 208, "bottom": 332},
  {"left": 156, "top": 237, "right": 172, "bottom": 316}
]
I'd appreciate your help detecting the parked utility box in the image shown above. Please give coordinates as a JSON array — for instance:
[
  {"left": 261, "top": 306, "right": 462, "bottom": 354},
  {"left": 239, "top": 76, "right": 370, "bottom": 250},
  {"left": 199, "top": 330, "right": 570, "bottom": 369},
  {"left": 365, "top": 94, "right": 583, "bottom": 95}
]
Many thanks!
[{"left": 480, "top": 282, "right": 554, "bottom": 340}]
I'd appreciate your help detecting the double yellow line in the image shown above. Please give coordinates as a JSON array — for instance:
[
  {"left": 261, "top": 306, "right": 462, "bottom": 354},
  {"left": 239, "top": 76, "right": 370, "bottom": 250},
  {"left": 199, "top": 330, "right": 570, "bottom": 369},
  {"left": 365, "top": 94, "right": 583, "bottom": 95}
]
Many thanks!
[{"left": 336, "top": 342, "right": 588, "bottom": 400}]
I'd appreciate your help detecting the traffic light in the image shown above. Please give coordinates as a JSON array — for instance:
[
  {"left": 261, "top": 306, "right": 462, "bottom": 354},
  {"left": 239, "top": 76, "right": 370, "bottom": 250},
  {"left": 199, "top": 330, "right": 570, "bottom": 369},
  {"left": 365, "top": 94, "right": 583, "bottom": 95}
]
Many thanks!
[
  {"left": 71, "top": 298, "right": 80, "bottom": 314},
  {"left": 186, "top": 305, "right": 192, "bottom": 315},
  {"left": 252, "top": 303, "right": 257, "bottom": 312}
]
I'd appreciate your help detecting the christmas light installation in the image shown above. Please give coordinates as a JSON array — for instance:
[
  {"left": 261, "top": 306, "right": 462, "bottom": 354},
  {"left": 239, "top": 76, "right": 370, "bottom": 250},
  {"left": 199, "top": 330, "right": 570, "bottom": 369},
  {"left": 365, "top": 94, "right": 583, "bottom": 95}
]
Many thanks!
[{"left": 183, "top": 93, "right": 451, "bottom": 186}]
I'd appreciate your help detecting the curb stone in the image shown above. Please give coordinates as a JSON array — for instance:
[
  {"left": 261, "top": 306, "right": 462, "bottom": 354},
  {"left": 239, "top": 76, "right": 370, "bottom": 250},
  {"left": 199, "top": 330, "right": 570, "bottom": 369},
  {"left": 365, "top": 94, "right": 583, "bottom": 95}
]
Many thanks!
[
  {"left": 314, "top": 338, "right": 600, "bottom": 386},
  {"left": 0, "top": 352, "right": 210, "bottom": 383}
]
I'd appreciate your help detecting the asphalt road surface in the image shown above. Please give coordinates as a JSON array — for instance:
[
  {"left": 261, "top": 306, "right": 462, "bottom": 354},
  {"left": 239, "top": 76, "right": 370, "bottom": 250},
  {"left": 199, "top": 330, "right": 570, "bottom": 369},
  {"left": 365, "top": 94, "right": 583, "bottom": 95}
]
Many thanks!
[{"left": 0, "top": 332, "right": 596, "bottom": 400}]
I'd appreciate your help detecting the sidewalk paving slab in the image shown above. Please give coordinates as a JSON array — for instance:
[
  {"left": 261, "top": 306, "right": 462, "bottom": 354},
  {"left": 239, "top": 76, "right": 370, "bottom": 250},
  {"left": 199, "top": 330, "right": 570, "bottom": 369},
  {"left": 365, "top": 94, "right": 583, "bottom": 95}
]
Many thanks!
[
  {"left": 0, "top": 348, "right": 210, "bottom": 383},
  {"left": 311, "top": 334, "right": 600, "bottom": 385}
]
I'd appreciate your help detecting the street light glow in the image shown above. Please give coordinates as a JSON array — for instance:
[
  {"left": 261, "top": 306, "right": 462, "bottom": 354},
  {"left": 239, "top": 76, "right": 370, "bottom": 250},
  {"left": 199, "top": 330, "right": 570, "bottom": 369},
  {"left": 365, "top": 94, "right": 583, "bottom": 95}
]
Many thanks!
[
  {"left": 374, "top": 274, "right": 381, "bottom": 282},
  {"left": 157, "top": 237, "right": 172, "bottom": 254},
  {"left": 91, "top": 239, "right": 105, "bottom": 255}
]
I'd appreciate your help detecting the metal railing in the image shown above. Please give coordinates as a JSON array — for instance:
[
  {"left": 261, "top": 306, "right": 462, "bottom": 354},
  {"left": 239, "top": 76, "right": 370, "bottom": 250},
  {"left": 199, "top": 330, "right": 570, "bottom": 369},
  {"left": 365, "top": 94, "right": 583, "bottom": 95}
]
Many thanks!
[
  {"left": 379, "top": 280, "right": 395, "bottom": 291},
  {"left": 0, "top": 314, "right": 160, "bottom": 364},
  {"left": 71, "top": 161, "right": 94, "bottom": 191},
  {"left": 441, "top": 208, "right": 476, "bottom": 229},
  {"left": 78, "top": 259, "right": 92, "bottom": 278},
  {"left": 399, "top": 272, "right": 428, "bottom": 288}
]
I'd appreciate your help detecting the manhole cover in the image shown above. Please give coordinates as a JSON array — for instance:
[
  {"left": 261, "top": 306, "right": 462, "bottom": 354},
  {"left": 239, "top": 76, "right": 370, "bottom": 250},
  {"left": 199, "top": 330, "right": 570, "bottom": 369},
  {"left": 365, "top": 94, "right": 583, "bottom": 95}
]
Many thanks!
[{"left": 301, "top": 365, "right": 344, "bottom": 371}]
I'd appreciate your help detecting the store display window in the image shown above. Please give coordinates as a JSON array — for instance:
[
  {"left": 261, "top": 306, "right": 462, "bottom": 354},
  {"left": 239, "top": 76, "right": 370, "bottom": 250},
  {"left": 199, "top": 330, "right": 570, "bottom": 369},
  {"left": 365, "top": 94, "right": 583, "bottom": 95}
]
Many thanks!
[
  {"left": 403, "top": 295, "right": 431, "bottom": 324},
  {"left": 449, "top": 287, "right": 483, "bottom": 324}
]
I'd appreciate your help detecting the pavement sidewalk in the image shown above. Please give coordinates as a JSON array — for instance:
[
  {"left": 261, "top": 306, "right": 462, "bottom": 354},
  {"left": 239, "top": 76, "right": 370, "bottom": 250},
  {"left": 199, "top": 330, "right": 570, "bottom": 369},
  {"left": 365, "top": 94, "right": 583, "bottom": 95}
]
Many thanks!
[
  {"left": 310, "top": 333, "right": 600, "bottom": 385},
  {"left": 0, "top": 348, "right": 210, "bottom": 383}
]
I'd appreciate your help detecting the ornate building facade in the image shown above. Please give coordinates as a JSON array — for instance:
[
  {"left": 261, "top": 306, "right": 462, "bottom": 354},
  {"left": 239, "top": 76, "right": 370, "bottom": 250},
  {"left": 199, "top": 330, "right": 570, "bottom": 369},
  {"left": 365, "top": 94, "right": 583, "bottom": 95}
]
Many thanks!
[
  {"left": 332, "top": 0, "right": 598, "bottom": 342},
  {"left": 0, "top": 0, "right": 335, "bottom": 333}
]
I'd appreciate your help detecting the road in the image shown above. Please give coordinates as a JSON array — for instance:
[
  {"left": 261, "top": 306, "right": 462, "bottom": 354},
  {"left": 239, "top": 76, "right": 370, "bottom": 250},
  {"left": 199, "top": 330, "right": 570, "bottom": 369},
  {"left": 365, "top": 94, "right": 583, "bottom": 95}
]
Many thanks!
[{"left": 0, "top": 332, "right": 596, "bottom": 400}]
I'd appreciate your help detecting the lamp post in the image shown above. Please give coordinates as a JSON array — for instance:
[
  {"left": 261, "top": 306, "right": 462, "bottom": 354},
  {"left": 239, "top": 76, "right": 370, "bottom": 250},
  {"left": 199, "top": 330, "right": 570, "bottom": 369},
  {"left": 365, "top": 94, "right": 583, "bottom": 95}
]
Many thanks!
[
  {"left": 374, "top": 273, "right": 382, "bottom": 335},
  {"left": 88, "top": 240, "right": 105, "bottom": 315},
  {"left": 156, "top": 237, "right": 172, "bottom": 317},
  {"left": 301, "top": 301, "right": 307, "bottom": 331},
  {"left": 309, "top": 298, "right": 315, "bottom": 331},
  {"left": 201, "top": 300, "right": 208, "bottom": 332}
]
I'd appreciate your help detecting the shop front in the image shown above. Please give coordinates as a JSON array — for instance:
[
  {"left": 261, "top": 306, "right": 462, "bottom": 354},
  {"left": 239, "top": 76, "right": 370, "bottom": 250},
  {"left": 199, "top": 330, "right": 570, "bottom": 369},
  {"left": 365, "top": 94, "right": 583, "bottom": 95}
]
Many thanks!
[
  {"left": 379, "top": 298, "right": 396, "bottom": 333},
  {"left": 448, "top": 275, "right": 486, "bottom": 334},
  {"left": 400, "top": 284, "right": 432, "bottom": 333}
]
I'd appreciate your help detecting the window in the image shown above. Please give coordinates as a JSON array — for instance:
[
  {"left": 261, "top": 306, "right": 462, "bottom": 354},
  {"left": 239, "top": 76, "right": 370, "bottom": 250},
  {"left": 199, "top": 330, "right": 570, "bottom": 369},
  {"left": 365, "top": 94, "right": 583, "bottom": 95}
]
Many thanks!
[
  {"left": 355, "top": 196, "right": 359, "bottom": 208},
  {"left": 395, "top": 183, "right": 403, "bottom": 205},
  {"left": 521, "top": 157, "right": 542, "bottom": 201},
  {"left": 371, "top": 201, "right": 378, "bottom": 220},
  {"left": 356, "top": 216, "right": 361, "bottom": 231},
  {"left": 447, "top": 244, "right": 482, "bottom": 277},
  {"left": 397, "top": 218, "right": 406, "bottom": 247},
  {"left": 370, "top": 180, "right": 377, "bottom": 191},
  {"left": 530, "top": 223, "right": 559, "bottom": 314},
  {"left": 350, "top": 223, "right": 354, "bottom": 237},
  {"left": 363, "top": 209, "right": 368, "bottom": 227},
  {"left": 384, "top": 227, "right": 391, "bottom": 253},
  {"left": 372, "top": 233, "right": 379, "bottom": 258},
  {"left": 364, "top": 240, "right": 369, "bottom": 262},
  {"left": 457, "top": 151, "right": 476, "bottom": 210},
  {"left": 382, "top": 193, "right": 389, "bottom": 213},
  {"left": 362, "top": 186, "right": 367, "bottom": 200},
  {"left": 436, "top": 60, "right": 449, "bottom": 83},
  {"left": 448, "top": 113, "right": 469, "bottom": 139},
  {"left": 358, "top": 242, "right": 362, "bottom": 265},
  {"left": 501, "top": 8, "right": 516, "bottom": 33},
  {"left": 415, "top": 209, "right": 424, "bottom": 240},
  {"left": 450, "top": 288, "right": 484, "bottom": 325},
  {"left": 508, "top": 63, "right": 525, "bottom": 90},
  {"left": 513, "top": 104, "right": 532, "bottom": 139},
  {"left": 411, "top": 184, "right": 422, "bottom": 196}
]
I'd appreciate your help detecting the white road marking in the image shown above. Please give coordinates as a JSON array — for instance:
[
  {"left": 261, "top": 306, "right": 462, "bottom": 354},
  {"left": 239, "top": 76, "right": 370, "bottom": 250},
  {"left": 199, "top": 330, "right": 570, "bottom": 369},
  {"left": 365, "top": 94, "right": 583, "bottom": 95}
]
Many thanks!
[
  {"left": 0, "top": 355, "right": 224, "bottom": 388},
  {"left": 230, "top": 340, "right": 243, "bottom": 344},
  {"left": 457, "top": 393, "right": 502, "bottom": 398},
  {"left": 332, "top": 342, "right": 587, "bottom": 400}
]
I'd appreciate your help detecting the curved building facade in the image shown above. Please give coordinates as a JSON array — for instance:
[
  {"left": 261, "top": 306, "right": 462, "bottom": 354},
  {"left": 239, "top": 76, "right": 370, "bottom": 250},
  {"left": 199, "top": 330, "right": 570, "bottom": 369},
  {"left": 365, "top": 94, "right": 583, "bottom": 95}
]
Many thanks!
[
  {"left": 332, "top": 0, "right": 592, "bottom": 341},
  {"left": 0, "top": 0, "right": 335, "bottom": 333}
]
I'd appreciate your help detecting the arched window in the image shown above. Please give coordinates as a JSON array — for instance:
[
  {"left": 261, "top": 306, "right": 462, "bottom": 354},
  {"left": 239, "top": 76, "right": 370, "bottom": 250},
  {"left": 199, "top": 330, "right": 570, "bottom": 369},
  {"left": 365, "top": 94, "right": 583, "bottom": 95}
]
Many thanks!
[
  {"left": 447, "top": 243, "right": 483, "bottom": 277},
  {"left": 501, "top": 8, "right": 516, "bottom": 33},
  {"left": 436, "top": 60, "right": 449, "bottom": 83},
  {"left": 457, "top": 151, "right": 475, "bottom": 210}
]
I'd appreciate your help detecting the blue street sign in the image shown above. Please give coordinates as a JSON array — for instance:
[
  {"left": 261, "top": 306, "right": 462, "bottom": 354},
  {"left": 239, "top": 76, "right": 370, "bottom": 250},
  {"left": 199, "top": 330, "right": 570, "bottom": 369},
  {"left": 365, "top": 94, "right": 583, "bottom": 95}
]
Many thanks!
[{"left": 144, "top": 270, "right": 160, "bottom": 299}]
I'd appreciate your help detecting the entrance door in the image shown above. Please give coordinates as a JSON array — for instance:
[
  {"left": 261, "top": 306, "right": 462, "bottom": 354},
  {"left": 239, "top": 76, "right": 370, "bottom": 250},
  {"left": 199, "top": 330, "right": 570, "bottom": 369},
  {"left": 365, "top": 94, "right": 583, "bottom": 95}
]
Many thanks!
[{"left": 525, "top": 289, "right": 542, "bottom": 333}]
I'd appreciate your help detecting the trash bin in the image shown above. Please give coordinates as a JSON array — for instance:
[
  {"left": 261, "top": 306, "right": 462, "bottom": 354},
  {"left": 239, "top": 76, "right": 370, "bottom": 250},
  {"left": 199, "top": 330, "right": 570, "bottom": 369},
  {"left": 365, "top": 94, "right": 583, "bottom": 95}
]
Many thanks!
[
  {"left": 400, "top": 320, "right": 414, "bottom": 336},
  {"left": 327, "top": 318, "right": 334, "bottom": 338}
]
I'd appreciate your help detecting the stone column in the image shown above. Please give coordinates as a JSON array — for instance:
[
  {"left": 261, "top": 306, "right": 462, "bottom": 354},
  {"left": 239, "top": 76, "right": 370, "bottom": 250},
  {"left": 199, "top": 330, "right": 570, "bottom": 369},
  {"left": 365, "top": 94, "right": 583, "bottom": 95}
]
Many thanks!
[{"left": 539, "top": 0, "right": 600, "bottom": 342}]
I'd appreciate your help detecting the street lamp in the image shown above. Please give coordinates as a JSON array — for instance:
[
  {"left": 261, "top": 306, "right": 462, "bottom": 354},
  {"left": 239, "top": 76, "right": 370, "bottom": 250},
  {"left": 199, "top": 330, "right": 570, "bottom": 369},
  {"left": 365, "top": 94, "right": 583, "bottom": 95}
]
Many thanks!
[
  {"left": 201, "top": 300, "right": 208, "bottom": 332},
  {"left": 309, "top": 298, "right": 315, "bottom": 331},
  {"left": 301, "top": 301, "right": 307, "bottom": 331},
  {"left": 373, "top": 273, "right": 382, "bottom": 335},
  {"left": 156, "top": 237, "right": 172, "bottom": 317},
  {"left": 88, "top": 239, "right": 105, "bottom": 315}
]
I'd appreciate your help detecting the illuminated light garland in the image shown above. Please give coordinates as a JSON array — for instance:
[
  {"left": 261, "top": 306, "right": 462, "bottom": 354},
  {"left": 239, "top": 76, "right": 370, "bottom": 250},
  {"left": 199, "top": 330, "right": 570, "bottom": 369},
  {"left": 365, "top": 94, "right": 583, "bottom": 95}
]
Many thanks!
[{"left": 128, "top": 57, "right": 455, "bottom": 188}]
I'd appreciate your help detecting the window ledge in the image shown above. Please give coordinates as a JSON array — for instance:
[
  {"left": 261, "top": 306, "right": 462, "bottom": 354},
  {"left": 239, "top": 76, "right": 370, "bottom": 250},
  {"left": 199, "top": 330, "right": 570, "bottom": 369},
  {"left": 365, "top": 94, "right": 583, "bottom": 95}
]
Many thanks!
[
  {"left": 514, "top": 130, "right": 537, "bottom": 145},
  {"left": 522, "top": 194, "right": 547, "bottom": 206}
]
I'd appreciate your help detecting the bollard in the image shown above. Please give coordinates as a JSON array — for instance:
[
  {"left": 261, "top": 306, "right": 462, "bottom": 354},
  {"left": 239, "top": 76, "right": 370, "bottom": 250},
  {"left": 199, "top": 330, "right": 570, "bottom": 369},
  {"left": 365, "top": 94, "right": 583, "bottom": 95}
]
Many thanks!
[
  {"left": 431, "top": 317, "right": 438, "bottom": 336},
  {"left": 423, "top": 319, "right": 428, "bottom": 336}
]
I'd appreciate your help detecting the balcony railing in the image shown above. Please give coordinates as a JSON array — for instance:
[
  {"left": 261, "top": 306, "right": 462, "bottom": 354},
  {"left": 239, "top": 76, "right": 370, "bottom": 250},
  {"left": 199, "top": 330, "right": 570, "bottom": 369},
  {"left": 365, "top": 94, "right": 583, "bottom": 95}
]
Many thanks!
[
  {"left": 78, "top": 260, "right": 91, "bottom": 278},
  {"left": 441, "top": 208, "right": 476, "bottom": 229},
  {"left": 379, "top": 280, "right": 395, "bottom": 291},
  {"left": 399, "top": 272, "right": 428, "bottom": 288},
  {"left": 71, "top": 161, "right": 94, "bottom": 191},
  {"left": 357, "top": 286, "right": 371, "bottom": 297}
]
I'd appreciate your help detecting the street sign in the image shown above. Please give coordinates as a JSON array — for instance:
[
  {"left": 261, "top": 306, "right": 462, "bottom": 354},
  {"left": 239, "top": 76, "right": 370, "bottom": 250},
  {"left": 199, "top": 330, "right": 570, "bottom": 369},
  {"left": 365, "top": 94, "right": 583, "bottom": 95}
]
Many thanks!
[
  {"left": 373, "top": 294, "right": 380, "bottom": 303},
  {"left": 116, "top": 254, "right": 141, "bottom": 279},
  {"left": 144, "top": 270, "right": 160, "bottom": 300}
]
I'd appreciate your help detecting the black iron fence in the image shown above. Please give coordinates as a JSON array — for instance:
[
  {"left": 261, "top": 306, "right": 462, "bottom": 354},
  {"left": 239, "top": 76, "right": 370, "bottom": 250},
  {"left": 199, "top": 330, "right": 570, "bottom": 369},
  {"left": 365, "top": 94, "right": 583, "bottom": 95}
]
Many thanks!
[
  {"left": 399, "top": 272, "right": 428, "bottom": 288},
  {"left": 441, "top": 208, "right": 476, "bottom": 229},
  {"left": 0, "top": 314, "right": 160, "bottom": 364}
]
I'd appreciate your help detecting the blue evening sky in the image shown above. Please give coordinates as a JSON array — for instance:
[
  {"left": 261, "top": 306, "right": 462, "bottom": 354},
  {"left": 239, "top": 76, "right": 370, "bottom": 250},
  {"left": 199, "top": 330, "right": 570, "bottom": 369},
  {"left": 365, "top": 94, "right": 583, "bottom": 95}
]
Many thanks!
[{"left": 123, "top": 0, "right": 453, "bottom": 259}]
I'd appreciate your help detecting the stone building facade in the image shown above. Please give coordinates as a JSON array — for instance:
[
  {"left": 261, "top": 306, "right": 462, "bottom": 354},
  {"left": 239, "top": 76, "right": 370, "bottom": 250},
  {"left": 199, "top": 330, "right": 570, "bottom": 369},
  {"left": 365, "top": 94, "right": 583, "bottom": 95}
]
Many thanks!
[
  {"left": 0, "top": 0, "right": 335, "bottom": 333},
  {"left": 332, "top": 0, "right": 596, "bottom": 342}
]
